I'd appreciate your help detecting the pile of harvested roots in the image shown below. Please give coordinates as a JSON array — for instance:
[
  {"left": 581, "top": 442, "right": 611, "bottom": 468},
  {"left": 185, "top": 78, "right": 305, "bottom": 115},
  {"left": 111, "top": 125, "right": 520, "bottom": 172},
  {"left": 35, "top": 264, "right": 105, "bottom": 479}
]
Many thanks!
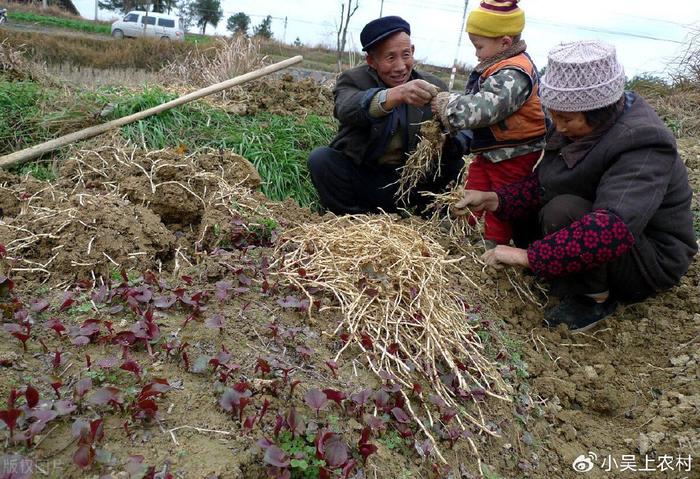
[
  {"left": 395, "top": 120, "right": 444, "bottom": 205},
  {"left": 274, "top": 214, "right": 511, "bottom": 461}
]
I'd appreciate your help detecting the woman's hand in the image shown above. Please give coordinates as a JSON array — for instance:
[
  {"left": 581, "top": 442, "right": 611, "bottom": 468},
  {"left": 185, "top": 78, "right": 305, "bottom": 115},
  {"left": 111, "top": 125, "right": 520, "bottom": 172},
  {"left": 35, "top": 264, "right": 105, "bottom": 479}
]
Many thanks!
[
  {"left": 481, "top": 245, "right": 529, "bottom": 269},
  {"left": 452, "top": 190, "right": 499, "bottom": 216}
]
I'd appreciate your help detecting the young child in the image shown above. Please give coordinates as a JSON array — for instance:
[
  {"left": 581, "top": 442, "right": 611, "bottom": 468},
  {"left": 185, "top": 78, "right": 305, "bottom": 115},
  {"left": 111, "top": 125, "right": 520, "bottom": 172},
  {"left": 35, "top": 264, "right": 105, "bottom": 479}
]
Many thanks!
[{"left": 432, "top": 0, "right": 546, "bottom": 248}]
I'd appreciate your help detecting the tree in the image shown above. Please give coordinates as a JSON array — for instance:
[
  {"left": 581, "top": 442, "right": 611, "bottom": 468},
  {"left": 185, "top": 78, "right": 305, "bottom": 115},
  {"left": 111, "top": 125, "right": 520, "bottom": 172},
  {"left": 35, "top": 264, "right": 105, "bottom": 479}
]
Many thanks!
[
  {"left": 336, "top": 0, "right": 359, "bottom": 71},
  {"left": 176, "top": 0, "right": 197, "bottom": 31},
  {"left": 152, "top": 0, "right": 177, "bottom": 13},
  {"left": 99, "top": 0, "right": 176, "bottom": 14},
  {"left": 226, "top": 12, "right": 250, "bottom": 36},
  {"left": 253, "top": 15, "right": 273, "bottom": 39},
  {"left": 193, "top": 0, "right": 222, "bottom": 35}
]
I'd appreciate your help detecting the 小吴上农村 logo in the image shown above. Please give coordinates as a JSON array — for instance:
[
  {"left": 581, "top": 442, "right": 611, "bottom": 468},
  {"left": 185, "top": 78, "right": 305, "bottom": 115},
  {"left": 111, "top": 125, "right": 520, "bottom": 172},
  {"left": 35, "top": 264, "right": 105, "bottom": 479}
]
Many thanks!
[{"left": 572, "top": 452, "right": 597, "bottom": 473}]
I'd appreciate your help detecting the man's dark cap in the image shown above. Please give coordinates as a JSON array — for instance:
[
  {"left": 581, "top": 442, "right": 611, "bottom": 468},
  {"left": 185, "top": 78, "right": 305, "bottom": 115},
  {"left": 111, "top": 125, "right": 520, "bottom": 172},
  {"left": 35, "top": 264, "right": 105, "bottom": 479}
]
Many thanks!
[{"left": 360, "top": 16, "right": 411, "bottom": 52}]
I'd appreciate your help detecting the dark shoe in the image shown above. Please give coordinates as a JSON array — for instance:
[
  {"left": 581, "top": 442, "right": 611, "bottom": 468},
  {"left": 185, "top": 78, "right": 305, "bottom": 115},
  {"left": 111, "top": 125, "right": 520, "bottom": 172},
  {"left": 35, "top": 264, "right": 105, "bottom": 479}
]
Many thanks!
[{"left": 544, "top": 295, "right": 618, "bottom": 332}]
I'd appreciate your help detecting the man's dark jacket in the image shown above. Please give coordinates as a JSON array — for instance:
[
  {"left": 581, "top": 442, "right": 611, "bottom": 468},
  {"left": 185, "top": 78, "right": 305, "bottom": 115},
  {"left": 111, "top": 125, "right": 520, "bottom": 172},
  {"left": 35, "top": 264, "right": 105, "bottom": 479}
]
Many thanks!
[{"left": 330, "top": 65, "right": 447, "bottom": 166}]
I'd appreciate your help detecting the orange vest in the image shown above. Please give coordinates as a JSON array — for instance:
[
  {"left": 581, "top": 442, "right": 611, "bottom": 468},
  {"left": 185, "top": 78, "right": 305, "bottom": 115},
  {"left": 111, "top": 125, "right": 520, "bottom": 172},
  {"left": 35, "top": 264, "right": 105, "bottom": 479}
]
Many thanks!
[{"left": 469, "top": 52, "right": 546, "bottom": 152}]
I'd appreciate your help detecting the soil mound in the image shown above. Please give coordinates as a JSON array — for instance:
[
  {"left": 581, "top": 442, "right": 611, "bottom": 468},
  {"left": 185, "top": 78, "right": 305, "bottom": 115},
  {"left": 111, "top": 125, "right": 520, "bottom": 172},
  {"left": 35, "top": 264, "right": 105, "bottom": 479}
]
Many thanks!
[
  {"left": 59, "top": 145, "right": 261, "bottom": 226},
  {"left": 0, "top": 189, "right": 174, "bottom": 281},
  {"left": 223, "top": 74, "right": 334, "bottom": 117}
]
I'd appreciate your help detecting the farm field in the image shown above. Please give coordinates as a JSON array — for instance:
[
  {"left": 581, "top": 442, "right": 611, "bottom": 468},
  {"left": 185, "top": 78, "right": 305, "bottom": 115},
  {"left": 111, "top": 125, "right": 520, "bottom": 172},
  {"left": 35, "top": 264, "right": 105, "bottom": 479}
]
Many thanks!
[{"left": 0, "top": 7, "right": 698, "bottom": 479}]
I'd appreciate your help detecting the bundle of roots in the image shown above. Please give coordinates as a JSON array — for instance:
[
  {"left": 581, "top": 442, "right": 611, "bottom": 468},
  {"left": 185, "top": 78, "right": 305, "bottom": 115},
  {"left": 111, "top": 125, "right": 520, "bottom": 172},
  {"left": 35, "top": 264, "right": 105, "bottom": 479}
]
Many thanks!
[
  {"left": 395, "top": 120, "right": 444, "bottom": 205},
  {"left": 274, "top": 214, "right": 511, "bottom": 461}
]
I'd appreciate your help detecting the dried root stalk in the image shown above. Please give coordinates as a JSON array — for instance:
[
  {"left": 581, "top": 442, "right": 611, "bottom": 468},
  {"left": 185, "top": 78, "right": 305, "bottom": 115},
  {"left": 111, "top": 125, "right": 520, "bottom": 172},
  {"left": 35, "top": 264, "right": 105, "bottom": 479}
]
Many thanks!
[
  {"left": 423, "top": 187, "right": 480, "bottom": 241},
  {"left": 395, "top": 120, "right": 444, "bottom": 204},
  {"left": 273, "top": 215, "right": 511, "bottom": 461}
]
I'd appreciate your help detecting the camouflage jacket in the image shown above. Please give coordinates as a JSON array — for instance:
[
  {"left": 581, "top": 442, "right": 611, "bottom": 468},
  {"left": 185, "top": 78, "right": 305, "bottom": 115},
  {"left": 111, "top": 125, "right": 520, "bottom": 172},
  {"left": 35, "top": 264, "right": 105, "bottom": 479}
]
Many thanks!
[{"left": 444, "top": 68, "right": 545, "bottom": 162}]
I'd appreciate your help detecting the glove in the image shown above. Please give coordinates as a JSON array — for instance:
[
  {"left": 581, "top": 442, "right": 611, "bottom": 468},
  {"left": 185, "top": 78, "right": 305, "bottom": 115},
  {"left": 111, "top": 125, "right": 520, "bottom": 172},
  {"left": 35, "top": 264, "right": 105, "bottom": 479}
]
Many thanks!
[{"left": 431, "top": 92, "right": 451, "bottom": 129}]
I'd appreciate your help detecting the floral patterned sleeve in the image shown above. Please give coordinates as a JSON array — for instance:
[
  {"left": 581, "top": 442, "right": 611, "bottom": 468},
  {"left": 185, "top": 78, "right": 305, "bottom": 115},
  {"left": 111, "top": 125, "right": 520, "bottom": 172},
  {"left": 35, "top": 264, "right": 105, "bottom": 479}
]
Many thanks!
[
  {"left": 527, "top": 209, "right": 636, "bottom": 278},
  {"left": 493, "top": 172, "right": 541, "bottom": 221}
]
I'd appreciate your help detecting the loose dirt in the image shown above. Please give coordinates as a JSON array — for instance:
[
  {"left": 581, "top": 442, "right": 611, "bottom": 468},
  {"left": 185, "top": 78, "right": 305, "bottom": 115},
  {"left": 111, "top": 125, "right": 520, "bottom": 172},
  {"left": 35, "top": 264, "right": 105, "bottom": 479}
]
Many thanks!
[
  {"left": 0, "top": 82, "right": 697, "bottom": 478},
  {"left": 221, "top": 74, "right": 334, "bottom": 117}
]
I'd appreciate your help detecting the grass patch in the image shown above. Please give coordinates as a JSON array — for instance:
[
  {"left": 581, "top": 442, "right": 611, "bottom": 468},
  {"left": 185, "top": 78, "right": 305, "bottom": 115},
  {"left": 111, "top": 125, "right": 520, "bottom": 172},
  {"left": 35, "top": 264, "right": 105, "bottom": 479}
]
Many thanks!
[
  {"left": 0, "top": 29, "right": 200, "bottom": 70},
  {"left": 6, "top": 6, "right": 210, "bottom": 45},
  {"left": 0, "top": 75, "right": 122, "bottom": 153},
  {"left": 13, "top": 161, "right": 57, "bottom": 181},
  {"left": 0, "top": 79, "right": 48, "bottom": 153},
  {"left": 111, "top": 87, "right": 334, "bottom": 207},
  {"left": 8, "top": 11, "right": 111, "bottom": 35},
  {"left": 1, "top": 79, "right": 334, "bottom": 209},
  {"left": 184, "top": 32, "right": 212, "bottom": 45}
]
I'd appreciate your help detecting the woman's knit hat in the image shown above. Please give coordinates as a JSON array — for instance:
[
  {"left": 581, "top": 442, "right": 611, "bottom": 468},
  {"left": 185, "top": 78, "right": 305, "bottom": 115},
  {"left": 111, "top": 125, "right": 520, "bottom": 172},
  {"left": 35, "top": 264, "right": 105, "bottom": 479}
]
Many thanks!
[
  {"left": 467, "top": 0, "right": 525, "bottom": 38},
  {"left": 540, "top": 40, "right": 625, "bottom": 112}
]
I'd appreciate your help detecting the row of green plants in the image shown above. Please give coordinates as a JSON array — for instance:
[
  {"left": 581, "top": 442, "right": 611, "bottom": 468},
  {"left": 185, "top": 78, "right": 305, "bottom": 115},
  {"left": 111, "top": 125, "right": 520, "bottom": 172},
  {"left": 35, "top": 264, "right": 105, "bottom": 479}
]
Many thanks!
[
  {"left": 6, "top": 10, "right": 210, "bottom": 44},
  {"left": 0, "top": 29, "right": 205, "bottom": 70},
  {"left": 8, "top": 10, "right": 111, "bottom": 34},
  {"left": 5, "top": 7, "right": 457, "bottom": 85},
  {"left": 0, "top": 77, "right": 335, "bottom": 208}
]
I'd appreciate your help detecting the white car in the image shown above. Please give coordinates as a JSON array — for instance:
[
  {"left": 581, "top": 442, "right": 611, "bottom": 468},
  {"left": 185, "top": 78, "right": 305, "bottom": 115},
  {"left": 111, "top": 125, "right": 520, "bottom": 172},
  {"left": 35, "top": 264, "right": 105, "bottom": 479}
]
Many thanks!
[{"left": 111, "top": 11, "right": 184, "bottom": 41}]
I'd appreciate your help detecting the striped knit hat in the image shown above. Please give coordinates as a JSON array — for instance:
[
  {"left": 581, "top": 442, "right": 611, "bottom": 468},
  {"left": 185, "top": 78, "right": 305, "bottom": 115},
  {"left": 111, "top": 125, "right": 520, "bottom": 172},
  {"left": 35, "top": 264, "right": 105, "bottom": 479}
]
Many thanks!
[
  {"left": 540, "top": 40, "right": 625, "bottom": 112},
  {"left": 467, "top": 0, "right": 525, "bottom": 38}
]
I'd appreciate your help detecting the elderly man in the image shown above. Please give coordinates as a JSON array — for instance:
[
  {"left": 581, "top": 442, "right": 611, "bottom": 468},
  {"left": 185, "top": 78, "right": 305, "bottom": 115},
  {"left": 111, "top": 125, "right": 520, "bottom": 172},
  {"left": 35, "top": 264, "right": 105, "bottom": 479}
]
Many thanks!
[{"left": 308, "top": 16, "right": 467, "bottom": 215}]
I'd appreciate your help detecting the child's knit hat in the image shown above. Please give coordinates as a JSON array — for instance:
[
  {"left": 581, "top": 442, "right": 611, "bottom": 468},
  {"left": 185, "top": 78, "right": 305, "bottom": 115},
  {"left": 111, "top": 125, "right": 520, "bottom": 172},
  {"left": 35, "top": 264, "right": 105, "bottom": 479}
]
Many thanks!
[
  {"left": 540, "top": 40, "right": 625, "bottom": 112},
  {"left": 467, "top": 0, "right": 525, "bottom": 38}
]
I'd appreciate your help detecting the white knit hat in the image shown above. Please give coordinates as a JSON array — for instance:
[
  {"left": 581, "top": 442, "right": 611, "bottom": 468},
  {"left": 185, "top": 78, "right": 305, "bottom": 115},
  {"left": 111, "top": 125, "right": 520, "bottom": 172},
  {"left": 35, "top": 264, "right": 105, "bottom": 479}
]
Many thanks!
[{"left": 540, "top": 40, "right": 625, "bottom": 112}]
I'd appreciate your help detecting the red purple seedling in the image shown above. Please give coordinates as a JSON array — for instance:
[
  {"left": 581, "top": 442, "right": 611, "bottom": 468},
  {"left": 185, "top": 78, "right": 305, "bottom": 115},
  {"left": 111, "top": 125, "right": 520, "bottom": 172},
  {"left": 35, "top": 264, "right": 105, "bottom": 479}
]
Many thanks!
[
  {"left": 0, "top": 408, "right": 21, "bottom": 441},
  {"left": 324, "top": 360, "right": 339, "bottom": 379},
  {"left": 349, "top": 388, "right": 373, "bottom": 416},
  {"left": 304, "top": 389, "right": 328, "bottom": 418},
  {"left": 255, "top": 358, "right": 271, "bottom": 378},
  {"left": 205, "top": 313, "right": 226, "bottom": 334},
  {"left": 357, "top": 426, "right": 378, "bottom": 463},
  {"left": 87, "top": 387, "right": 124, "bottom": 412},
  {"left": 322, "top": 389, "right": 346, "bottom": 409},
  {"left": 4, "top": 322, "right": 31, "bottom": 352},
  {"left": 120, "top": 359, "right": 143, "bottom": 381},
  {"left": 219, "top": 386, "right": 253, "bottom": 423},
  {"left": 71, "top": 417, "right": 104, "bottom": 469},
  {"left": 315, "top": 428, "right": 351, "bottom": 473}
]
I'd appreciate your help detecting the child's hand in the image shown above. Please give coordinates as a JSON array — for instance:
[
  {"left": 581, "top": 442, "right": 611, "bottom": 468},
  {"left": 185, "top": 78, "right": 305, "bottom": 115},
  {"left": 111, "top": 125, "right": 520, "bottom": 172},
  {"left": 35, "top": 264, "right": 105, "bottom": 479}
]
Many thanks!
[{"left": 453, "top": 190, "right": 499, "bottom": 216}]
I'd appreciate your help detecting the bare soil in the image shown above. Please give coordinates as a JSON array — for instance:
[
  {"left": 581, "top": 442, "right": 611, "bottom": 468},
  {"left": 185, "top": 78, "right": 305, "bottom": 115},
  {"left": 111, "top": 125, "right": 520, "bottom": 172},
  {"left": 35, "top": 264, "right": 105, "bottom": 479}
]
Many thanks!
[
  {"left": 0, "top": 91, "right": 697, "bottom": 478},
  {"left": 220, "top": 74, "right": 334, "bottom": 117}
]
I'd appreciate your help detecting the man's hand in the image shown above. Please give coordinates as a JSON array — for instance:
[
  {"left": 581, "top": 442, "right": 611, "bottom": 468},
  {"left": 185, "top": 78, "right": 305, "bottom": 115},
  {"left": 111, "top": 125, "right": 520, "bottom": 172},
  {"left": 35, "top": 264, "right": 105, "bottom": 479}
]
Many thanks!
[
  {"left": 387, "top": 79, "right": 439, "bottom": 107},
  {"left": 481, "top": 245, "right": 529, "bottom": 269},
  {"left": 452, "top": 190, "right": 499, "bottom": 216}
]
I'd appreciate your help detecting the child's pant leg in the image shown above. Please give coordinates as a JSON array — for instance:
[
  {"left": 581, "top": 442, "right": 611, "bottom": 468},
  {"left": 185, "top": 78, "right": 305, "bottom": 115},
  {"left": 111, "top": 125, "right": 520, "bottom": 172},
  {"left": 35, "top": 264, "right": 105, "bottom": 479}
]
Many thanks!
[
  {"left": 482, "top": 151, "right": 541, "bottom": 244},
  {"left": 464, "top": 155, "right": 491, "bottom": 226}
]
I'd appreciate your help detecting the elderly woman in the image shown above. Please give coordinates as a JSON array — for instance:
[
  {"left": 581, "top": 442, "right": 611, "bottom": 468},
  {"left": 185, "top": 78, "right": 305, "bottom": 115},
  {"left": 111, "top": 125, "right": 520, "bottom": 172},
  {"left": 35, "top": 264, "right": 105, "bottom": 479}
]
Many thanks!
[{"left": 455, "top": 40, "right": 697, "bottom": 331}]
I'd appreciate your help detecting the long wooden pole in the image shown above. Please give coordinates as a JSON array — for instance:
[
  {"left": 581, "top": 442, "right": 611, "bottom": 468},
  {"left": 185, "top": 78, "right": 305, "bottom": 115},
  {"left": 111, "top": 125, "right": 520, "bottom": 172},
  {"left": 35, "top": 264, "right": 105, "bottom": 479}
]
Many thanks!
[{"left": 0, "top": 55, "right": 304, "bottom": 169}]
